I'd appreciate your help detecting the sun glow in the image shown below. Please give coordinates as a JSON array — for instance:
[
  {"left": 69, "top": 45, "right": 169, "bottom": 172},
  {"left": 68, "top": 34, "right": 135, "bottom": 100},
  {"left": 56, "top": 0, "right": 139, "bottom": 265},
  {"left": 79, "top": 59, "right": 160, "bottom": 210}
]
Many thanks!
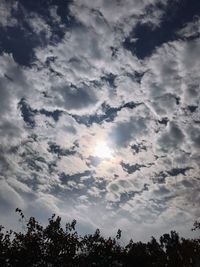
[{"left": 94, "top": 141, "right": 113, "bottom": 159}]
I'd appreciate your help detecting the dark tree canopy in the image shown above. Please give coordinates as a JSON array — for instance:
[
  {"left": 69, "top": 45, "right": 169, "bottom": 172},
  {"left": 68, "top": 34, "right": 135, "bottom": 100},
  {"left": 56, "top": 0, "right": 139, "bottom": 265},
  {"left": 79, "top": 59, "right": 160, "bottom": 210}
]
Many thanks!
[{"left": 0, "top": 209, "right": 199, "bottom": 267}]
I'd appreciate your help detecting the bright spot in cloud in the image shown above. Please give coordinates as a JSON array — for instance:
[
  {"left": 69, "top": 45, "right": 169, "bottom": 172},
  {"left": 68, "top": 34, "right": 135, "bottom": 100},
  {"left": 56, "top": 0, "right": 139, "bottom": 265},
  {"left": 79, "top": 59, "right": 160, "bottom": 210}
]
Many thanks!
[{"left": 94, "top": 141, "right": 113, "bottom": 159}]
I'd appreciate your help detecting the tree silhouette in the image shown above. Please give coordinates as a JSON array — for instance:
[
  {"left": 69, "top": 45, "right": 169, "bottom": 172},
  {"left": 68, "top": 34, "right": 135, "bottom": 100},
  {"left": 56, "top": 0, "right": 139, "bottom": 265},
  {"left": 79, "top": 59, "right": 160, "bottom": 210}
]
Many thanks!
[{"left": 0, "top": 209, "right": 199, "bottom": 266}]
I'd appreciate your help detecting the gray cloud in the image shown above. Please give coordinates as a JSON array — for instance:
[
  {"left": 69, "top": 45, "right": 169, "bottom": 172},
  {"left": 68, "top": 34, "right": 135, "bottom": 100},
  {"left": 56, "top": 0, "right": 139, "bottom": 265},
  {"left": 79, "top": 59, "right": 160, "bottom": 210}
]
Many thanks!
[
  {"left": 53, "top": 82, "right": 98, "bottom": 111},
  {"left": 0, "top": 180, "right": 25, "bottom": 213},
  {"left": 157, "top": 122, "right": 185, "bottom": 152},
  {"left": 109, "top": 116, "right": 148, "bottom": 147},
  {"left": 0, "top": 0, "right": 200, "bottom": 242}
]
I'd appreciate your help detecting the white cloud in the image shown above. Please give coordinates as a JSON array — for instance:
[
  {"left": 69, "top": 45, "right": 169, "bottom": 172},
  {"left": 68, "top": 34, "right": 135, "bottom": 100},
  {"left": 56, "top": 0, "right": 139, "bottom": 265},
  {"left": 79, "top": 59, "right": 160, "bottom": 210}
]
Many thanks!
[{"left": 0, "top": 0, "right": 200, "bottom": 242}]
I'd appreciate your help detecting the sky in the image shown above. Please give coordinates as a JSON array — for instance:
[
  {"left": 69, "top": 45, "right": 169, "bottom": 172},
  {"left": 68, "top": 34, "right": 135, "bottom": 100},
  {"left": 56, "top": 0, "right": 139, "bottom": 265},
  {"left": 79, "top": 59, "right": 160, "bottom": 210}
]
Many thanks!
[{"left": 0, "top": 0, "right": 200, "bottom": 242}]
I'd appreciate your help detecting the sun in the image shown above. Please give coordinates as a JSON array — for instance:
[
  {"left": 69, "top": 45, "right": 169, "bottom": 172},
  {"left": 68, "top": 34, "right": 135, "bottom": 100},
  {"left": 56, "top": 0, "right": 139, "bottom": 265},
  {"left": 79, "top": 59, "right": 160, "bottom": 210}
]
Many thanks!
[{"left": 94, "top": 141, "right": 113, "bottom": 159}]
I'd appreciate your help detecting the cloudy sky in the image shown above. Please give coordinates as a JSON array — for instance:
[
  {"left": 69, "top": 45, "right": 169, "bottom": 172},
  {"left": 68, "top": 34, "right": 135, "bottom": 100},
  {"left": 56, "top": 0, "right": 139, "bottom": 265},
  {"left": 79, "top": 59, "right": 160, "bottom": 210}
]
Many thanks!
[{"left": 0, "top": 0, "right": 200, "bottom": 241}]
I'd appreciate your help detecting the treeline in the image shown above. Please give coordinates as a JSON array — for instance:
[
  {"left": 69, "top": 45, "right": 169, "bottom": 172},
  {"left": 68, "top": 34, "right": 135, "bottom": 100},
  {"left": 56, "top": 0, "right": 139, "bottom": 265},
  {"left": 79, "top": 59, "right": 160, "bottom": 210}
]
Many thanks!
[{"left": 0, "top": 209, "right": 200, "bottom": 267}]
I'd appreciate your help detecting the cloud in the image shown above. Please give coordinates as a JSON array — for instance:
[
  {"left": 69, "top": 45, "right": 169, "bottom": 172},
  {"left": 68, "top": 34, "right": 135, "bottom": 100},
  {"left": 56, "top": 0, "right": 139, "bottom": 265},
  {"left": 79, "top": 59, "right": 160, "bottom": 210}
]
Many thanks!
[
  {"left": 157, "top": 122, "right": 185, "bottom": 152},
  {"left": 0, "top": 0, "right": 18, "bottom": 27},
  {"left": 0, "top": 0, "right": 200, "bottom": 242},
  {"left": 177, "top": 16, "right": 200, "bottom": 39},
  {"left": 0, "top": 180, "right": 25, "bottom": 213},
  {"left": 52, "top": 82, "right": 99, "bottom": 112}
]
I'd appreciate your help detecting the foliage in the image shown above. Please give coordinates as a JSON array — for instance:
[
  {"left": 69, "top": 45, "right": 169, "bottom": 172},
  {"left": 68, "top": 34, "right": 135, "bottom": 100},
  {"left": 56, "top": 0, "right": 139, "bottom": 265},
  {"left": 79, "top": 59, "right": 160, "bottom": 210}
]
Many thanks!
[{"left": 0, "top": 209, "right": 199, "bottom": 266}]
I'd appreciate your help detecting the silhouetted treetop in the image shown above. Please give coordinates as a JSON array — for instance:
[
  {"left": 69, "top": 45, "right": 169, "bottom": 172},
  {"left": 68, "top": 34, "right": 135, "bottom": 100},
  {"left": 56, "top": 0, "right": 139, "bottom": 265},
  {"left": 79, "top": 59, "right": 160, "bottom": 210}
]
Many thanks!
[{"left": 0, "top": 209, "right": 199, "bottom": 266}]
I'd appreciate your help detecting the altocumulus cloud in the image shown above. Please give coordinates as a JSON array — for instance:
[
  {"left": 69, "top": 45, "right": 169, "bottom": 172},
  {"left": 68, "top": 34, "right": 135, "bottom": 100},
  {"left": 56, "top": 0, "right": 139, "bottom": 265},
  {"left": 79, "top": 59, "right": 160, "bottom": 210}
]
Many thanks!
[{"left": 0, "top": 0, "right": 200, "bottom": 241}]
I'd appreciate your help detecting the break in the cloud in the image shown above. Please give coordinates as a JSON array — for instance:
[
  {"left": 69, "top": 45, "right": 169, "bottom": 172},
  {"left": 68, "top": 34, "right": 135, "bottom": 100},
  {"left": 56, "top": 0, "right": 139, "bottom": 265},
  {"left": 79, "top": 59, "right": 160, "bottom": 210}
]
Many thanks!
[{"left": 0, "top": 0, "right": 200, "bottom": 241}]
